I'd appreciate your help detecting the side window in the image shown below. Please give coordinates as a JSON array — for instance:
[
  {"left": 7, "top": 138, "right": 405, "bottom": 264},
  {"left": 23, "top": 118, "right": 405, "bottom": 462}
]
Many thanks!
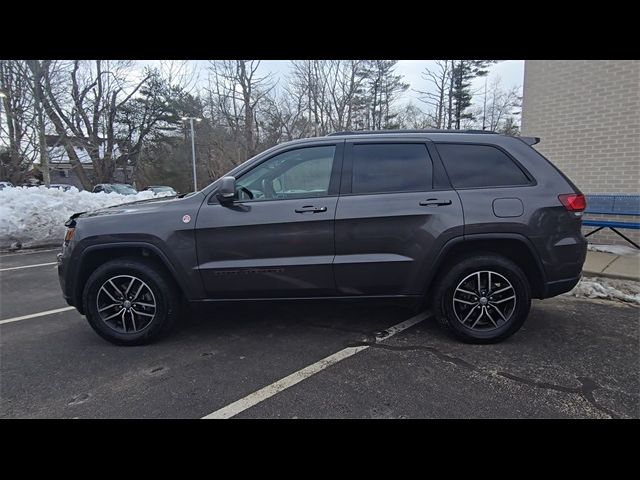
[
  {"left": 351, "top": 143, "right": 433, "bottom": 194},
  {"left": 436, "top": 143, "right": 530, "bottom": 189},
  {"left": 236, "top": 145, "right": 336, "bottom": 202}
]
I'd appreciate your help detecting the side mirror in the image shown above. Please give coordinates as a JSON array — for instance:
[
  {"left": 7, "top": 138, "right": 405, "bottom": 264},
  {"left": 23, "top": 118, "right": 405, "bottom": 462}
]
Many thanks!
[{"left": 217, "top": 176, "right": 236, "bottom": 204}]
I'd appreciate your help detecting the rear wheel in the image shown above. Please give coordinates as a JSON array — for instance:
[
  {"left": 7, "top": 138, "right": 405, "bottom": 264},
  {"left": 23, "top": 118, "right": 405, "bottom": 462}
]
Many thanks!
[
  {"left": 432, "top": 254, "right": 531, "bottom": 343},
  {"left": 83, "top": 258, "right": 179, "bottom": 345}
]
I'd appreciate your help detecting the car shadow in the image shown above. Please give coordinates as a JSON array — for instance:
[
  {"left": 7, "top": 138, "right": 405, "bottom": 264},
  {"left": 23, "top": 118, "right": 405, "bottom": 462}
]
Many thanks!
[{"left": 171, "top": 298, "right": 423, "bottom": 341}]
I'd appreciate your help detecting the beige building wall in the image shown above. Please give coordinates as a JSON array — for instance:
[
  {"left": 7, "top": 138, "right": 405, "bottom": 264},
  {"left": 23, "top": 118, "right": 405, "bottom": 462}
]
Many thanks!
[{"left": 521, "top": 60, "right": 640, "bottom": 246}]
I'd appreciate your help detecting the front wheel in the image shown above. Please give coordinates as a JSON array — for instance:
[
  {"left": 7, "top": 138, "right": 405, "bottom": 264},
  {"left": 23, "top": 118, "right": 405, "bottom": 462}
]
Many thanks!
[
  {"left": 432, "top": 254, "right": 531, "bottom": 344},
  {"left": 83, "top": 258, "right": 179, "bottom": 345}
]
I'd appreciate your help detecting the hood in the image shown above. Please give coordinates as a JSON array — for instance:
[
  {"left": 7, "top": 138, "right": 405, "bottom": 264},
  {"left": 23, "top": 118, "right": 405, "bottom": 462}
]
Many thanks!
[{"left": 73, "top": 193, "right": 201, "bottom": 220}]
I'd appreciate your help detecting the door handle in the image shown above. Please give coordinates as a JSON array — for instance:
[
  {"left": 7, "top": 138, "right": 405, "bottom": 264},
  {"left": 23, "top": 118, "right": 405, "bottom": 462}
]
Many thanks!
[
  {"left": 419, "top": 198, "right": 452, "bottom": 207},
  {"left": 295, "top": 206, "right": 328, "bottom": 213}
]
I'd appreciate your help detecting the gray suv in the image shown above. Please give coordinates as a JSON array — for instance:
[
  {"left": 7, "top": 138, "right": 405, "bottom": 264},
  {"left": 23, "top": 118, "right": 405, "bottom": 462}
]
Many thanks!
[{"left": 57, "top": 130, "right": 587, "bottom": 345}]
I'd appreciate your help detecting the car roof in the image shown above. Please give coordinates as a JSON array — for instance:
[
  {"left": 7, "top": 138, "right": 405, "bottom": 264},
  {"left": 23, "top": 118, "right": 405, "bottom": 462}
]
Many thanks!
[{"left": 267, "top": 130, "right": 516, "bottom": 150}]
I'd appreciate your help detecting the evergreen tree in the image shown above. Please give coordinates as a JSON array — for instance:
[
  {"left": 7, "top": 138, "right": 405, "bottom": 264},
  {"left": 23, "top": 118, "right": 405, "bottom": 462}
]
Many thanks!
[
  {"left": 451, "top": 60, "right": 496, "bottom": 129},
  {"left": 358, "top": 61, "right": 409, "bottom": 130}
]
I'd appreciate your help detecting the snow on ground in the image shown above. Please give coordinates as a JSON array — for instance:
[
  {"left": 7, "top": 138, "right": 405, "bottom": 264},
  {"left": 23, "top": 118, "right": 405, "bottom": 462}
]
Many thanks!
[
  {"left": 0, "top": 186, "right": 173, "bottom": 250},
  {"left": 587, "top": 243, "right": 639, "bottom": 257},
  {"left": 565, "top": 276, "right": 640, "bottom": 305}
]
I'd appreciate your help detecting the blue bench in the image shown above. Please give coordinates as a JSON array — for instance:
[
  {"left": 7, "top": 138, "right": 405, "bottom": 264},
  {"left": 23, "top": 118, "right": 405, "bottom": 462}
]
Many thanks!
[{"left": 583, "top": 194, "right": 640, "bottom": 249}]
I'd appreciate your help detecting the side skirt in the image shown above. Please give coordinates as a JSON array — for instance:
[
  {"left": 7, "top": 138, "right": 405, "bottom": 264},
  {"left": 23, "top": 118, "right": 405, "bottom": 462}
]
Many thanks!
[{"left": 190, "top": 294, "right": 422, "bottom": 303}]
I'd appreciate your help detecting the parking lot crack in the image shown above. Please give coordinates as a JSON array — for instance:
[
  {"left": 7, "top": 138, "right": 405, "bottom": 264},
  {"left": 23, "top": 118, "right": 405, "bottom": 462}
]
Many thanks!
[
  {"left": 350, "top": 340, "right": 621, "bottom": 419},
  {"left": 497, "top": 372, "right": 619, "bottom": 419},
  {"left": 348, "top": 341, "right": 477, "bottom": 370}
]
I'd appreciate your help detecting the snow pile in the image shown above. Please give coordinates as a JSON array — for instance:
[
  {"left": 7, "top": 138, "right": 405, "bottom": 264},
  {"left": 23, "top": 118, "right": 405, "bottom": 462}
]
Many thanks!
[
  {"left": 587, "top": 244, "right": 639, "bottom": 257},
  {"left": 0, "top": 186, "right": 174, "bottom": 249},
  {"left": 566, "top": 276, "right": 640, "bottom": 305}
]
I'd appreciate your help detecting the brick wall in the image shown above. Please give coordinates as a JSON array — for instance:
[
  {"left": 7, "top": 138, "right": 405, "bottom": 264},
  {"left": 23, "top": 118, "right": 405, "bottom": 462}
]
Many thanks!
[{"left": 521, "top": 60, "right": 640, "bottom": 246}]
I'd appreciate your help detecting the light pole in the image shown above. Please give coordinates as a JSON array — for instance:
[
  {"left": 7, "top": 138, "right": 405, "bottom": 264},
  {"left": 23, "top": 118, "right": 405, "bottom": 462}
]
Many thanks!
[{"left": 181, "top": 116, "right": 202, "bottom": 192}]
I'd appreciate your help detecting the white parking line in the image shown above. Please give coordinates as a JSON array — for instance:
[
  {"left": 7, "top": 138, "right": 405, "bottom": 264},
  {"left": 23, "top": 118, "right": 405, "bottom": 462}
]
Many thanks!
[
  {"left": 0, "top": 262, "right": 57, "bottom": 272},
  {"left": 0, "top": 306, "right": 75, "bottom": 325},
  {"left": 202, "top": 310, "right": 430, "bottom": 419}
]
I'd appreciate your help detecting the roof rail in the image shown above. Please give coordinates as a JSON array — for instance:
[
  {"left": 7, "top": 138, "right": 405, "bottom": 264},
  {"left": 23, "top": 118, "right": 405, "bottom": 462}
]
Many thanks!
[{"left": 327, "top": 129, "right": 499, "bottom": 136}]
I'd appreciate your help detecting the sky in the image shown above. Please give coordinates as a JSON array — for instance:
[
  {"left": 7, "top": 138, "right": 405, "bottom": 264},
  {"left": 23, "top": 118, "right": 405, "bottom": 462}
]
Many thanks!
[
  {"left": 138, "top": 59, "right": 525, "bottom": 108},
  {"left": 261, "top": 60, "right": 525, "bottom": 105}
]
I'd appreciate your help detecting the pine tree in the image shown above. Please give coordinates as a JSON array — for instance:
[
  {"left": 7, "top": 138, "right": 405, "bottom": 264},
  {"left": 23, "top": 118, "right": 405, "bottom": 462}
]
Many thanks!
[
  {"left": 358, "top": 61, "right": 409, "bottom": 130},
  {"left": 450, "top": 60, "right": 496, "bottom": 129}
]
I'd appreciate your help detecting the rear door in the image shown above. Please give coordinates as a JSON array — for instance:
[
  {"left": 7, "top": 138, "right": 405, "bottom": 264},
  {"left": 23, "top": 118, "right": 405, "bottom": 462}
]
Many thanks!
[{"left": 333, "top": 138, "right": 464, "bottom": 296}]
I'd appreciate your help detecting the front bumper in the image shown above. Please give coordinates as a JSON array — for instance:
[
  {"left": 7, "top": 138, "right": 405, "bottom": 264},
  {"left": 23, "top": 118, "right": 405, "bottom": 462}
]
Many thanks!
[{"left": 57, "top": 251, "right": 74, "bottom": 307}]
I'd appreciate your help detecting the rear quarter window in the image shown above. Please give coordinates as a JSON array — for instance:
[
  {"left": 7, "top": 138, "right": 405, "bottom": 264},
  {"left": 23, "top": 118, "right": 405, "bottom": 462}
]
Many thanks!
[{"left": 436, "top": 143, "right": 531, "bottom": 189}]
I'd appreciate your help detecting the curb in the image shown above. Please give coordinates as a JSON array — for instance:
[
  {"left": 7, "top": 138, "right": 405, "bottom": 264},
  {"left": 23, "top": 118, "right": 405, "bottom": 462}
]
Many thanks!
[
  {"left": 0, "top": 244, "right": 61, "bottom": 255},
  {"left": 581, "top": 269, "right": 640, "bottom": 282}
]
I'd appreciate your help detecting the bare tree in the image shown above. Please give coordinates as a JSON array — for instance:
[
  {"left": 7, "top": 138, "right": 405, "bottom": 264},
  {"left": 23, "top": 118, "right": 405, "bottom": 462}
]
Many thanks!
[
  {"left": 38, "top": 60, "right": 149, "bottom": 187},
  {"left": 0, "top": 60, "right": 39, "bottom": 183},
  {"left": 26, "top": 60, "right": 51, "bottom": 185},
  {"left": 414, "top": 60, "right": 451, "bottom": 129},
  {"left": 206, "top": 60, "right": 275, "bottom": 160},
  {"left": 329, "top": 60, "right": 367, "bottom": 131},
  {"left": 397, "top": 102, "right": 430, "bottom": 129},
  {"left": 259, "top": 87, "right": 309, "bottom": 143},
  {"left": 38, "top": 60, "right": 181, "bottom": 188},
  {"left": 483, "top": 76, "right": 521, "bottom": 132},
  {"left": 287, "top": 60, "right": 366, "bottom": 135},
  {"left": 289, "top": 60, "right": 327, "bottom": 135}
]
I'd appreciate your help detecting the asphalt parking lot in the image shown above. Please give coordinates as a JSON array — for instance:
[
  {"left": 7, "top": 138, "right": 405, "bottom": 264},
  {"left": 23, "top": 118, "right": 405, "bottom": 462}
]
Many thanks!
[{"left": 1, "top": 248, "right": 638, "bottom": 419}]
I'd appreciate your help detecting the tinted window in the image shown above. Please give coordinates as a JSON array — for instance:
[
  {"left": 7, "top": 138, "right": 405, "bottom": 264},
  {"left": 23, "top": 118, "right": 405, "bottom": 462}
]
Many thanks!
[
  {"left": 236, "top": 145, "right": 336, "bottom": 201},
  {"left": 352, "top": 143, "right": 432, "bottom": 194},
  {"left": 437, "top": 144, "right": 530, "bottom": 188}
]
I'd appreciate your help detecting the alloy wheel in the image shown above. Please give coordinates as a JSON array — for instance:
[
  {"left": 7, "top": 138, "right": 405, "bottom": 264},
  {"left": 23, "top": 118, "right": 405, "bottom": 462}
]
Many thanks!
[
  {"left": 452, "top": 270, "right": 516, "bottom": 331},
  {"left": 96, "top": 275, "right": 157, "bottom": 334}
]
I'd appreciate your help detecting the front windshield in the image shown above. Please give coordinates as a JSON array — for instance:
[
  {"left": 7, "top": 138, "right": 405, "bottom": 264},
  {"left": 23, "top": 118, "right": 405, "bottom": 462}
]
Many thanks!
[{"left": 112, "top": 184, "right": 137, "bottom": 195}]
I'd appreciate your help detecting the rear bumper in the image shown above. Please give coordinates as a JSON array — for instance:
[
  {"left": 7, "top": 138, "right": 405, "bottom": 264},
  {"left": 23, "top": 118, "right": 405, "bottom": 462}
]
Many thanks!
[
  {"left": 542, "top": 275, "right": 581, "bottom": 298},
  {"left": 536, "top": 232, "right": 587, "bottom": 299}
]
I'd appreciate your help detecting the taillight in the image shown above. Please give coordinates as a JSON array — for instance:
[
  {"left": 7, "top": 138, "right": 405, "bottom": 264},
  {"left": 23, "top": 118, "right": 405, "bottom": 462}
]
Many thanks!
[{"left": 558, "top": 193, "right": 586, "bottom": 212}]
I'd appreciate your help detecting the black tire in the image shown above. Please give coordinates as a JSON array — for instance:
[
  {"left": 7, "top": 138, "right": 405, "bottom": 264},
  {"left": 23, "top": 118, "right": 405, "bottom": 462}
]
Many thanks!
[
  {"left": 431, "top": 253, "right": 531, "bottom": 344},
  {"left": 83, "top": 257, "right": 179, "bottom": 345}
]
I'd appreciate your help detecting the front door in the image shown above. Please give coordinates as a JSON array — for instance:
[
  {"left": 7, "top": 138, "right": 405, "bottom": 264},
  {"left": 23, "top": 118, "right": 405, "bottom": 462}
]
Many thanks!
[{"left": 195, "top": 143, "right": 343, "bottom": 298}]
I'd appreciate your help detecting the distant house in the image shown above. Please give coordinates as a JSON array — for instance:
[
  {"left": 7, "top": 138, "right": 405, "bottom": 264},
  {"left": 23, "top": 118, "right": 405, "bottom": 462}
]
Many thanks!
[
  {"left": 27, "top": 162, "right": 134, "bottom": 190},
  {"left": 25, "top": 134, "right": 133, "bottom": 189}
]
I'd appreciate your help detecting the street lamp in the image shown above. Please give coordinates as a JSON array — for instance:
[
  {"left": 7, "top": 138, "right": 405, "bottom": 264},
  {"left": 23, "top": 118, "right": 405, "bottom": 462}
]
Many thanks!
[{"left": 181, "top": 116, "right": 202, "bottom": 192}]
